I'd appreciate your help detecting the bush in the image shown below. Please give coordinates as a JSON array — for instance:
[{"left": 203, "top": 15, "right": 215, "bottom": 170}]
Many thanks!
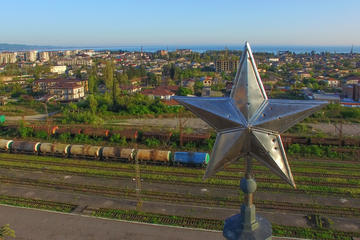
[
  {"left": 73, "top": 134, "right": 91, "bottom": 143},
  {"left": 58, "top": 133, "right": 71, "bottom": 142},
  {"left": 145, "top": 138, "right": 161, "bottom": 148},
  {"left": 18, "top": 125, "right": 33, "bottom": 138},
  {"left": 34, "top": 130, "right": 48, "bottom": 140},
  {"left": 288, "top": 144, "right": 301, "bottom": 155},
  {"left": 110, "top": 134, "right": 127, "bottom": 145}
]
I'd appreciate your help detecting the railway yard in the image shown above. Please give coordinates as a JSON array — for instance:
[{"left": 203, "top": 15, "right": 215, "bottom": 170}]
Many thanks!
[
  {"left": 0, "top": 143, "right": 359, "bottom": 239},
  {"left": 0, "top": 123, "right": 358, "bottom": 239}
]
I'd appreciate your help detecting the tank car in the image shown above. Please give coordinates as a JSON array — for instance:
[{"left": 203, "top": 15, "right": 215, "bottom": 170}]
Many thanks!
[
  {"left": 181, "top": 133, "right": 211, "bottom": 144},
  {"left": 0, "top": 139, "right": 13, "bottom": 152},
  {"left": 55, "top": 127, "right": 82, "bottom": 135},
  {"left": 11, "top": 141, "right": 41, "bottom": 154},
  {"left": 142, "top": 131, "right": 172, "bottom": 142},
  {"left": 39, "top": 143, "right": 70, "bottom": 157},
  {"left": 101, "top": 147, "right": 135, "bottom": 161},
  {"left": 173, "top": 152, "right": 209, "bottom": 167},
  {"left": 111, "top": 129, "right": 138, "bottom": 141},
  {"left": 31, "top": 125, "right": 58, "bottom": 135},
  {"left": 69, "top": 145, "right": 102, "bottom": 159},
  {"left": 136, "top": 149, "right": 171, "bottom": 164},
  {"left": 82, "top": 128, "right": 109, "bottom": 138}
]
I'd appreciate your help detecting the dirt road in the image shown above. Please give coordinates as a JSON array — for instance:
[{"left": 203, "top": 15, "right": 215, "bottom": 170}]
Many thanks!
[
  {"left": 112, "top": 118, "right": 360, "bottom": 137},
  {"left": 5, "top": 111, "right": 59, "bottom": 121}
]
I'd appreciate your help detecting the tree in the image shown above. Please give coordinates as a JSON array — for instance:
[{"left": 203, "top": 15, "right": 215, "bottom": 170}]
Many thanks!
[
  {"left": 104, "top": 60, "right": 114, "bottom": 90},
  {"left": 147, "top": 72, "right": 160, "bottom": 86},
  {"left": 103, "top": 60, "right": 117, "bottom": 106},
  {"left": 88, "top": 64, "right": 98, "bottom": 94},
  {"left": 176, "top": 87, "right": 192, "bottom": 96},
  {"left": 88, "top": 75, "right": 97, "bottom": 94},
  {"left": 88, "top": 94, "right": 98, "bottom": 114},
  {"left": 117, "top": 72, "right": 129, "bottom": 85},
  {"left": 194, "top": 81, "right": 204, "bottom": 96}
]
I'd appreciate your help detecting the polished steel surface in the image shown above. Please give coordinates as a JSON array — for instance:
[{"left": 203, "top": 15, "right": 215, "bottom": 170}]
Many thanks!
[{"left": 173, "top": 42, "right": 328, "bottom": 188}]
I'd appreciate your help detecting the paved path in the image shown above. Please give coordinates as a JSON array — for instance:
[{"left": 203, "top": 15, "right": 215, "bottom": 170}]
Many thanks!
[
  {"left": 0, "top": 205, "right": 307, "bottom": 240},
  {"left": 111, "top": 118, "right": 360, "bottom": 137},
  {"left": 308, "top": 123, "right": 360, "bottom": 137},
  {"left": 5, "top": 111, "right": 59, "bottom": 121},
  {"left": 0, "top": 205, "right": 223, "bottom": 240}
]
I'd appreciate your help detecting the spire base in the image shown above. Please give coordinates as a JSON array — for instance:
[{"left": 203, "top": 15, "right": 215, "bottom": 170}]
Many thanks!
[{"left": 223, "top": 213, "right": 272, "bottom": 240}]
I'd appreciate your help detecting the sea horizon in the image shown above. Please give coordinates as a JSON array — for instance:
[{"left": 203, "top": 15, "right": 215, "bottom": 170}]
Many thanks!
[{"left": 1, "top": 44, "right": 359, "bottom": 54}]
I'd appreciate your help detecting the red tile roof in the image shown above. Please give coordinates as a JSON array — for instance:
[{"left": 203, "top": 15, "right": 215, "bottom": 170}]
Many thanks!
[{"left": 142, "top": 87, "right": 174, "bottom": 97}]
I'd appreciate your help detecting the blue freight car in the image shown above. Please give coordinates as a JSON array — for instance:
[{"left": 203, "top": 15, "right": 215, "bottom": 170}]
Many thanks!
[{"left": 173, "top": 152, "right": 209, "bottom": 166}]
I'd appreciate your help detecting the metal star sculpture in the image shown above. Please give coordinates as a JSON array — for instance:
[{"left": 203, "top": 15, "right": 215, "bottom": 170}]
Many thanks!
[{"left": 174, "top": 42, "right": 327, "bottom": 188}]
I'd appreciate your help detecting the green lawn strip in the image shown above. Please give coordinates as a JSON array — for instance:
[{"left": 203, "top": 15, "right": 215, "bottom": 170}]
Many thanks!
[
  {"left": 0, "top": 195, "right": 76, "bottom": 212},
  {"left": 1, "top": 160, "right": 360, "bottom": 197},
  {"left": 272, "top": 224, "right": 359, "bottom": 240},
  {"left": 92, "top": 208, "right": 360, "bottom": 240}
]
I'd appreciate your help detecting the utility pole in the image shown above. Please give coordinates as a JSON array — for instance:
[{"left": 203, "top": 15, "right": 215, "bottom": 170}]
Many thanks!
[
  {"left": 43, "top": 102, "right": 49, "bottom": 135},
  {"left": 134, "top": 149, "right": 142, "bottom": 211},
  {"left": 178, "top": 109, "right": 188, "bottom": 147}
]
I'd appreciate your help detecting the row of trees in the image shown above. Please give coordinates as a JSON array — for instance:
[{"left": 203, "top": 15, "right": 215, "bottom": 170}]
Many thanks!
[{"left": 62, "top": 93, "right": 182, "bottom": 124}]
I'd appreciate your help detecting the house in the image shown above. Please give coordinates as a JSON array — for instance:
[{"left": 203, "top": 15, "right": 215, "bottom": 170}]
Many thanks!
[
  {"left": 313, "top": 93, "right": 340, "bottom": 103},
  {"left": 201, "top": 87, "right": 223, "bottom": 97},
  {"left": 298, "top": 71, "right": 311, "bottom": 79},
  {"left": 345, "top": 78, "right": 360, "bottom": 85},
  {"left": 48, "top": 82, "right": 84, "bottom": 101},
  {"left": 0, "top": 96, "right": 8, "bottom": 105},
  {"left": 181, "top": 79, "right": 195, "bottom": 89},
  {"left": 50, "top": 66, "right": 67, "bottom": 74},
  {"left": 142, "top": 87, "right": 175, "bottom": 100},
  {"left": 120, "top": 85, "right": 142, "bottom": 93},
  {"left": 326, "top": 78, "right": 340, "bottom": 88},
  {"left": 32, "top": 78, "right": 88, "bottom": 93},
  {"left": 200, "top": 76, "right": 212, "bottom": 87},
  {"left": 162, "top": 85, "right": 179, "bottom": 94}
]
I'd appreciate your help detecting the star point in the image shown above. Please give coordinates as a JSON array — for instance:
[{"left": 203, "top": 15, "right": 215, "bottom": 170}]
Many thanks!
[{"left": 173, "top": 42, "right": 328, "bottom": 187}]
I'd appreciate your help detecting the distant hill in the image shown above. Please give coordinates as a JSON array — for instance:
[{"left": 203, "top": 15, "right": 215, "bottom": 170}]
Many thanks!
[{"left": 0, "top": 43, "right": 57, "bottom": 52}]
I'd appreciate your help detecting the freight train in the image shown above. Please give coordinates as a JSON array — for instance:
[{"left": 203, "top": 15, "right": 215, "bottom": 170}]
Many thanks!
[
  {"left": 2, "top": 125, "right": 211, "bottom": 144},
  {"left": 281, "top": 135, "right": 360, "bottom": 148},
  {"left": 0, "top": 139, "right": 210, "bottom": 167},
  {"left": 4, "top": 124, "right": 358, "bottom": 147}
]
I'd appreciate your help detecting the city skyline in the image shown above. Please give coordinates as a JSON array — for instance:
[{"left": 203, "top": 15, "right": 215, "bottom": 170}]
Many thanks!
[{"left": 2, "top": 0, "right": 360, "bottom": 46}]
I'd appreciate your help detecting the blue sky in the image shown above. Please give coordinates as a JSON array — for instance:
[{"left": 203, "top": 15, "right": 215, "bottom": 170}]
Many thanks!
[{"left": 2, "top": 0, "right": 360, "bottom": 46}]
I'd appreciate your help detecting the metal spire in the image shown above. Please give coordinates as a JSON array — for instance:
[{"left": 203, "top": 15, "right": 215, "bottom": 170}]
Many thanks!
[{"left": 173, "top": 42, "right": 328, "bottom": 188}]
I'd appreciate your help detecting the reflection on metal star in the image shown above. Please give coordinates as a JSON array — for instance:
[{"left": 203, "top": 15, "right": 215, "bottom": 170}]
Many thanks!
[{"left": 173, "top": 42, "right": 328, "bottom": 188}]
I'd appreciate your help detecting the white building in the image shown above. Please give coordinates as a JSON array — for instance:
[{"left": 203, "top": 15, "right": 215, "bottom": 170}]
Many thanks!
[
  {"left": 0, "top": 52, "right": 17, "bottom": 64},
  {"left": 39, "top": 51, "right": 50, "bottom": 62},
  {"left": 50, "top": 66, "right": 67, "bottom": 74},
  {"left": 49, "top": 83, "right": 85, "bottom": 101},
  {"left": 25, "top": 51, "right": 38, "bottom": 62}
]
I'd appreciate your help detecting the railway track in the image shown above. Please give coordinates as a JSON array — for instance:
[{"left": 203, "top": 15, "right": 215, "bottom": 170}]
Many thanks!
[
  {"left": 228, "top": 162, "right": 360, "bottom": 172},
  {"left": 3, "top": 155, "right": 360, "bottom": 178},
  {"left": 289, "top": 157, "right": 360, "bottom": 165},
  {"left": 0, "top": 157, "right": 359, "bottom": 189},
  {"left": 0, "top": 175, "right": 359, "bottom": 217}
]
